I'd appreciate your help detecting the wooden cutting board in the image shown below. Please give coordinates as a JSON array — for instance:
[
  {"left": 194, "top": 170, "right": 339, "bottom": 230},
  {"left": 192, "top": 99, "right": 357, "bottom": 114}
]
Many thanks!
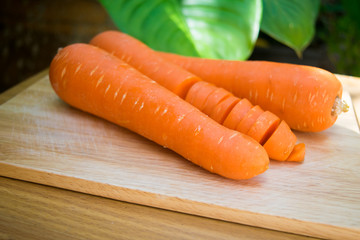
[{"left": 1, "top": 74, "right": 359, "bottom": 240}]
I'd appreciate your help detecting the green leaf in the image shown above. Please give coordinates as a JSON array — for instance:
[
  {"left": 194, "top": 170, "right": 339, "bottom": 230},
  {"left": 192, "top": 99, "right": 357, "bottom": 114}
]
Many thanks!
[
  {"left": 261, "top": 0, "right": 320, "bottom": 57},
  {"left": 180, "top": 0, "right": 262, "bottom": 59},
  {"left": 98, "top": 0, "right": 199, "bottom": 56},
  {"left": 99, "top": 0, "right": 262, "bottom": 60}
]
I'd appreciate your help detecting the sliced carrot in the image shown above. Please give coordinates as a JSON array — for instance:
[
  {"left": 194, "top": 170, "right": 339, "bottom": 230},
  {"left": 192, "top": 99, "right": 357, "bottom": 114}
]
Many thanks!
[
  {"left": 202, "top": 88, "right": 232, "bottom": 116},
  {"left": 263, "top": 121, "right": 297, "bottom": 161},
  {"left": 286, "top": 143, "right": 305, "bottom": 162},
  {"left": 89, "top": 30, "right": 304, "bottom": 162},
  {"left": 235, "top": 106, "right": 264, "bottom": 134},
  {"left": 49, "top": 43, "right": 269, "bottom": 180},
  {"left": 210, "top": 96, "right": 240, "bottom": 124},
  {"left": 159, "top": 52, "right": 346, "bottom": 132},
  {"left": 186, "top": 81, "right": 218, "bottom": 111},
  {"left": 90, "top": 31, "right": 201, "bottom": 99},
  {"left": 247, "top": 111, "right": 281, "bottom": 145},
  {"left": 223, "top": 98, "right": 253, "bottom": 130}
]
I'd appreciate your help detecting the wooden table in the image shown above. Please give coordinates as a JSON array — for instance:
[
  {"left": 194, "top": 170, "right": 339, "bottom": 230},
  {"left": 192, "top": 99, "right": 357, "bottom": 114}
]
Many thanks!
[{"left": 1, "top": 70, "right": 359, "bottom": 240}]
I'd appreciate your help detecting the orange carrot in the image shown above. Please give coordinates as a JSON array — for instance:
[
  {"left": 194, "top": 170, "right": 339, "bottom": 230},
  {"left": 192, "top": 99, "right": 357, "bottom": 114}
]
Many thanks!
[
  {"left": 263, "top": 121, "right": 297, "bottom": 161},
  {"left": 209, "top": 96, "right": 240, "bottom": 124},
  {"left": 235, "top": 105, "right": 263, "bottom": 134},
  {"left": 158, "top": 52, "right": 348, "bottom": 132},
  {"left": 223, "top": 99, "right": 253, "bottom": 129},
  {"left": 202, "top": 88, "right": 232, "bottom": 116},
  {"left": 49, "top": 43, "right": 269, "bottom": 180},
  {"left": 185, "top": 81, "right": 217, "bottom": 111},
  {"left": 185, "top": 81, "right": 301, "bottom": 162},
  {"left": 90, "top": 31, "right": 201, "bottom": 99},
  {"left": 90, "top": 30, "right": 304, "bottom": 162},
  {"left": 286, "top": 143, "right": 305, "bottom": 162},
  {"left": 247, "top": 111, "right": 281, "bottom": 145}
]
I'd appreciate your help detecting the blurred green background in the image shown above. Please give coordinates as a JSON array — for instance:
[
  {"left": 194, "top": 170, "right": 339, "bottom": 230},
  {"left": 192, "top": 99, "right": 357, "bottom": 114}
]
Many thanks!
[{"left": 1, "top": 0, "right": 359, "bottom": 93}]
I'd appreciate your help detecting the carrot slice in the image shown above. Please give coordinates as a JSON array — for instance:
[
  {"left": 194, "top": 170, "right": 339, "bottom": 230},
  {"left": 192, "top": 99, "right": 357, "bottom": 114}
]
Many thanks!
[
  {"left": 247, "top": 111, "right": 281, "bottom": 145},
  {"left": 235, "top": 106, "right": 264, "bottom": 134},
  {"left": 223, "top": 98, "right": 253, "bottom": 130},
  {"left": 202, "top": 88, "right": 233, "bottom": 116},
  {"left": 186, "top": 81, "right": 218, "bottom": 111},
  {"left": 286, "top": 143, "right": 305, "bottom": 162},
  {"left": 49, "top": 43, "right": 269, "bottom": 180},
  {"left": 90, "top": 31, "right": 201, "bottom": 99},
  {"left": 210, "top": 96, "right": 240, "bottom": 124},
  {"left": 263, "top": 121, "right": 297, "bottom": 161}
]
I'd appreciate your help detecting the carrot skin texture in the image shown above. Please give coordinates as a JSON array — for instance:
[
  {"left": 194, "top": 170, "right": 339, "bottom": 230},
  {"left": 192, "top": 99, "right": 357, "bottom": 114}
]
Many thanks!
[
  {"left": 90, "top": 31, "right": 201, "bottom": 99},
  {"left": 49, "top": 43, "right": 269, "bottom": 180},
  {"left": 159, "top": 52, "right": 343, "bottom": 132}
]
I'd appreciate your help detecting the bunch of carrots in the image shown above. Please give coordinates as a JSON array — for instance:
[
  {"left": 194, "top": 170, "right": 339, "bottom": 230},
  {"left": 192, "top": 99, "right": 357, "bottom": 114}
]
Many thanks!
[{"left": 49, "top": 30, "right": 348, "bottom": 180}]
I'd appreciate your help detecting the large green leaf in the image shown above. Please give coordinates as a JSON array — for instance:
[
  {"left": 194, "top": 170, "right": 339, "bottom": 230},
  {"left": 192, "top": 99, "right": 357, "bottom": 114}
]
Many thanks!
[
  {"left": 99, "top": 0, "right": 199, "bottom": 56},
  {"left": 261, "top": 0, "right": 320, "bottom": 57},
  {"left": 180, "top": 0, "right": 262, "bottom": 59},
  {"left": 99, "top": 0, "right": 262, "bottom": 60}
]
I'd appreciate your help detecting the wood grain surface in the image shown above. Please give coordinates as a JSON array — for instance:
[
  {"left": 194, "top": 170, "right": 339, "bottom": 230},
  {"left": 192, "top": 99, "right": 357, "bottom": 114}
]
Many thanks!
[
  {"left": 0, "top": 176, "right": 318, "bottom": 240},
  {"left": 0, "top": 74, "right": 359, "bottom": 240}
]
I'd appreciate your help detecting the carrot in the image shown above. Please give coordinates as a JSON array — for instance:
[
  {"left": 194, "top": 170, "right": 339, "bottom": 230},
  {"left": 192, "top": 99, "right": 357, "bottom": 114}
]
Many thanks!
[
  {"left": 90, "top": 30, "right": 304, "bottom": 162},
  {"left": 209, "top": 96, "right": 240, "bottom": 124},
  {"left": 223, "top": 99, "right": 253, "bottom": 129},
  {"left": 158, "top": 52, "right": 349, "bottom": 132},
  {"left": 235, "top": 105, "right": 264, "bottom": 134},
  {"left": 183, "top": 79, "right": 301, "bottom": 162},
  {"left": 185, "top": 81, "right": 217, "bottom": 111},
  {"left": 49, "top": 43, "right": 269, "bottom": 180},
  {"left": 202, "top": 88, "right": 232, "bottom": 116},
  {"left": 247, "top": 111, "right": 281, "bottom": 145},
  {"left": 263, "top": 121, "right": 297, "bottom": 161},
  {"left": 286, "top": 143, "right": 305, "bottom": 162},
  {"left": 90, "top": 31, "right": 201, "bottom": 99}
]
